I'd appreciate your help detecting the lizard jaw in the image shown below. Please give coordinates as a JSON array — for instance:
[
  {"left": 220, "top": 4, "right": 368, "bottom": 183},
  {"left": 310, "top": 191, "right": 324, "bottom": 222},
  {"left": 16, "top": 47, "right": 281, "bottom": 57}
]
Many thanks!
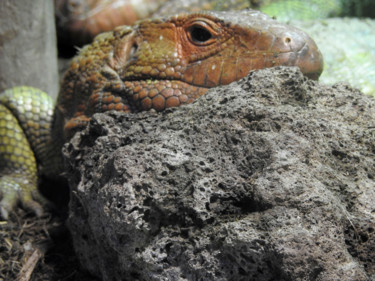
[{"left": 123, "top": 79, "right": 209, "bottom": 112}]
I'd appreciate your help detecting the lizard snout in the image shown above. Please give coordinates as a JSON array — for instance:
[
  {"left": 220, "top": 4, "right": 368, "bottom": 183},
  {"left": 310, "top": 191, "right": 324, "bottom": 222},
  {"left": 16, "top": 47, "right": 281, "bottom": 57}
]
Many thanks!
[{"left": 274, "top": 29, "right": 324, "bottom": 80}]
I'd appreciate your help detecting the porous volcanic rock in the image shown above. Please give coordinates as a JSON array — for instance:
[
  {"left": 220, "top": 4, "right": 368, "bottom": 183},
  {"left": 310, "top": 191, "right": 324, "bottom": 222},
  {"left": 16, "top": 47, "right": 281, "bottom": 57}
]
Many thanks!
[{"left": 64, "top": 67, "right": 375, "bottom": 281}]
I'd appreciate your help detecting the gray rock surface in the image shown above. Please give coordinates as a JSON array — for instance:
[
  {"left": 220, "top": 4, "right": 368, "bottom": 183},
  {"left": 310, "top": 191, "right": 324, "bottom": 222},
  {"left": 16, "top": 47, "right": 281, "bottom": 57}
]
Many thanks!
[{"left": 64, "top": 67, "right": 375, "bottom": 281}]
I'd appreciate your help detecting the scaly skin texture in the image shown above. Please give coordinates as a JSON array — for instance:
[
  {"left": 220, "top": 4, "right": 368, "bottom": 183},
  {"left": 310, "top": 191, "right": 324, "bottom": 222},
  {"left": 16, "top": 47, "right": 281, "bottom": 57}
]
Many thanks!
[
  {"left": 0, "top": 10, "right": 323, "bottom": 218},
  {"left": 0, "top": 87, "right": 59, "bottom": 218}
]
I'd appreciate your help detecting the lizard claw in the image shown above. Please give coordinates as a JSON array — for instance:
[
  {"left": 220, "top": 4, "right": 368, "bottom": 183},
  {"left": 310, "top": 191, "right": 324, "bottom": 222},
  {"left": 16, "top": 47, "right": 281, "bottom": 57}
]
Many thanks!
[{"left": 0, "top": 175, "right": 45, "bottom": 219}]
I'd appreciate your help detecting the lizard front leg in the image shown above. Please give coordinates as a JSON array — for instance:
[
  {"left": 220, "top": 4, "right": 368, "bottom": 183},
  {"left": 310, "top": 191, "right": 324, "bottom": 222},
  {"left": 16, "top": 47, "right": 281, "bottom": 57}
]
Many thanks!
[
  {"left": 0, "top": 104, "right": 44, "bottom": 218},
  {"left": 0, "top": 87, "right": 54, "bottom": 218}
]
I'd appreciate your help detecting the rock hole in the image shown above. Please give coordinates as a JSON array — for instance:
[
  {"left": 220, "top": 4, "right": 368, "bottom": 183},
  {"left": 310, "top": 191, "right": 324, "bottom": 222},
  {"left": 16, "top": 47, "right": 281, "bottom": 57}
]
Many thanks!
[
  {"left": 205, "top": 202, "right": 211, "bottom": 211},
  {"left": 218, "top": 182, "right": 225, "bottom": 189},
  {"left": 239, "top": 267, "right": 247, "bottom": 276},
  {"left": 331, "top": 149, "right": 347, "bottom": 159},
  {"left": 220, "top": 97, "right": 228, "bottom": 104},
  {"left": 130, "top": 271, "right": 141, "bottom": 279},
  {"left": 360, "top": 233, "right": 369, "bottom": 243}
]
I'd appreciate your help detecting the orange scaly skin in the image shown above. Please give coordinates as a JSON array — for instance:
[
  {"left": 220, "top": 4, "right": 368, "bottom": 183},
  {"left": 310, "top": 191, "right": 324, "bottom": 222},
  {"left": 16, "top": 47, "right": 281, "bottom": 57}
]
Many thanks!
[{"left": 54, "top": 10, "right": 323, "bottom": 141}]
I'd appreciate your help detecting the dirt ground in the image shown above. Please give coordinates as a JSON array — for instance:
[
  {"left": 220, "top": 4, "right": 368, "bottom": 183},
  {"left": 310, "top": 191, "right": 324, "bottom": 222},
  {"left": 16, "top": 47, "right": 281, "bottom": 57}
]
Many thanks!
[{"left": 0, "top": 188, "right": 97, "bottom": 281}]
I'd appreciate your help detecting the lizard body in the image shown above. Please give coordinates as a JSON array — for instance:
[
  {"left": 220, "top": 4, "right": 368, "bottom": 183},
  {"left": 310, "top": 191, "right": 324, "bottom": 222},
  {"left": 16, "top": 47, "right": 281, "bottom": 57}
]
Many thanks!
[{"left": 0, "top": 10, "right": 323, "bottom": 218}]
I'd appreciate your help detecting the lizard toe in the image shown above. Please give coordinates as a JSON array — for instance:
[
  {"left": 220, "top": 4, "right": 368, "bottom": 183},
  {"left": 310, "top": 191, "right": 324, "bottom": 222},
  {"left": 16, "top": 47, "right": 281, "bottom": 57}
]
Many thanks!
[{"left": 0, "top": 175, "right": 44, "bottom": 219}]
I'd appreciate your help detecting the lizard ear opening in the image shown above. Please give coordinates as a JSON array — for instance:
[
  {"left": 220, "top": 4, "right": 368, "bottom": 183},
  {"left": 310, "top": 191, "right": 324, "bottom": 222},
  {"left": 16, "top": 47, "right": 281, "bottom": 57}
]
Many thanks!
[
  {"left": 110, "top": 31, "right": 138, "bottom": 70},
  {"left": 129, "top": 42, "right": 138, "bottom": 58}
]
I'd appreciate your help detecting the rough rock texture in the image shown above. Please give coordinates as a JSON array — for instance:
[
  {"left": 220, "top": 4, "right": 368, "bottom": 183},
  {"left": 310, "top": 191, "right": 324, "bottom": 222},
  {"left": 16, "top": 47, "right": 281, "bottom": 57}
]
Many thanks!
[{"left": 64, "top": 67, "right": 375, "bottom": 281}]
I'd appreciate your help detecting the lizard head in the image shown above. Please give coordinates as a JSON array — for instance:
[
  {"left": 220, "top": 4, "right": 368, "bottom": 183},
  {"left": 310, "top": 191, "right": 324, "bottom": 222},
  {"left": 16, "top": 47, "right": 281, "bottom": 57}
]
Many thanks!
[
  {"left": 58, "top": 9, "right": 324, "bottom": 140},
  {"left": 106, "top": 10, "right": 323, "bottom": 111}
]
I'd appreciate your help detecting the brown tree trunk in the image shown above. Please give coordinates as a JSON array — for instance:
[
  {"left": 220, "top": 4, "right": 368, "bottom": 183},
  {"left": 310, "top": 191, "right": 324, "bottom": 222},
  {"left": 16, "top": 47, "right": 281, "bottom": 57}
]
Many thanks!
[{"left": 0, "top": 0, "right": 59, "bottom": 99}]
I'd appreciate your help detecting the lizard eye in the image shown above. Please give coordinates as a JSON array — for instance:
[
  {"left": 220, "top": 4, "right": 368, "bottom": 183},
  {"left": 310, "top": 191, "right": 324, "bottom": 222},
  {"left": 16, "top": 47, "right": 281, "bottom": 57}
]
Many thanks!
[
  {"left": 189, "top": 25, "right": 212, "bottom": 43},
  {"left": 187, "top": 21, "right": 217, "bottom": 45}
]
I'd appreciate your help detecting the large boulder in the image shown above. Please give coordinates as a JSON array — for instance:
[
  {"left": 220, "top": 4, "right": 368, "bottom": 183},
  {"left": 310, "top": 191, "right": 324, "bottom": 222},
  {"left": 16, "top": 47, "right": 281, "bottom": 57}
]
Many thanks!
[{"left": 64, "top": 67, "right": 375, "bottom": 281}]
